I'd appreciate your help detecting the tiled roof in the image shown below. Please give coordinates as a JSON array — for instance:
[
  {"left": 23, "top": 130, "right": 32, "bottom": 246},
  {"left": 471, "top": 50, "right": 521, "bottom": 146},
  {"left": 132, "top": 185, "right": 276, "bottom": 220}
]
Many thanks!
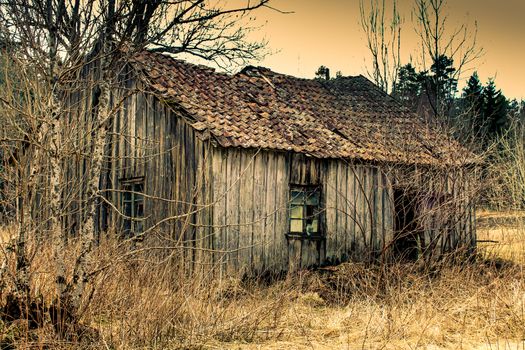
[{"left": 130, "top": 51, "right": 474, "bottom": 165}]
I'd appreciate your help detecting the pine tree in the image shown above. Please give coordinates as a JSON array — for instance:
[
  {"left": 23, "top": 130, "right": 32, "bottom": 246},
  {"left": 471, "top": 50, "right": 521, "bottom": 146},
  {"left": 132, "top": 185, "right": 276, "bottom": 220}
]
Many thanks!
[
  {"left": 392, "top": 63, "right": 421, "bottom": 111},
  {"left": 483, "top": 79, "right": 509, "bottom": 141},
  {"left": 315, "top": 65, "right": 330, "bottom": 80},
  {"left": 421, "top": 55, "right": 457, "bottom": 119},
  {"left": 521, "top": 100, "right": 525, "bottom": 124},
  {"left": 461, "top": 72, "right": 484, "bottom": 139}
]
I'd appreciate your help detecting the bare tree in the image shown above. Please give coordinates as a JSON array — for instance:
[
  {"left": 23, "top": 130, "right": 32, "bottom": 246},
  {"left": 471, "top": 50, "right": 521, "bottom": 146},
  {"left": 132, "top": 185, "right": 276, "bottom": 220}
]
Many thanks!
[
  {"left": 0, "top": 0, "right": 273, "bottom": 332},
  {"left": 359, "top": 0, "right": 402, "bottom": 93},
  {"left": 413, "top": 0, "right": 483, "bottom": 120}
]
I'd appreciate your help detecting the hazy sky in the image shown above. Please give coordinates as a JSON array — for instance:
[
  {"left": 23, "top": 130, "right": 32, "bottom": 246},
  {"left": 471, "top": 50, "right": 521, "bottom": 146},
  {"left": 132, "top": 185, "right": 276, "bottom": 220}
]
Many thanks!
[{"left": 234, "top": 0, "right": 524, "bottom": 99}]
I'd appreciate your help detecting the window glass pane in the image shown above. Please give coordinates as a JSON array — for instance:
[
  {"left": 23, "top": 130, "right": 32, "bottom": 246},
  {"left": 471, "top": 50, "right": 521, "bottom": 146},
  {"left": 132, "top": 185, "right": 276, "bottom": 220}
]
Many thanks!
[
  {"left": 123, "top": 189, "right": 132, "bottom": 203},
  {"left": 290, "top": 205, "right": 304, "bottom": 219},
  {"left": 305, "top": 191, "right": 320, "bottom": 205},
  {"left": 290, "top": 190, "right": 305, "bottom": 204},
  {"left": 123, "top": 201, "right": 132, "bottom": 217},
  {"left": 136, "top": 201, "right": 144, "bottom": 218},
  {"left": 290, "top": 219, "right": 303, "bottom": 233},
  {"left": 307, "top": 205, "right": 321, "bottom": 219},
  {"left": 123, "top": 214, "right": 131, "bottom": 232}
]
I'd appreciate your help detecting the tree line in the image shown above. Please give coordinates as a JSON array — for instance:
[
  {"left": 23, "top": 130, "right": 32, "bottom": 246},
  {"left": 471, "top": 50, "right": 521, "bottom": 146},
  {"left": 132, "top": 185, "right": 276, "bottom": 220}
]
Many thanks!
[
  {"left": 392, "top": 60, "right": 523, "bottom": 150},
  {"left": 316, "top": 55, "right": 524, "bottom": 153},
  {"left": 354, "top": 0, "right": 523, "bottom": 152}
]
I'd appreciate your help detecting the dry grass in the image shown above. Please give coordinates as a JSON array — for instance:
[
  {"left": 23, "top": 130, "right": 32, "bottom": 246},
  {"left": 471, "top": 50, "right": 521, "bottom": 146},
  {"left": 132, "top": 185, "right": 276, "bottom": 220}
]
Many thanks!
[
  {"left": 214, "top": 262, "right": 525, "bottom": 350},
  {"left": 477, "top": 210, "right": 525, "bottom": 263},
  {"left": 1, "top": 213, "right": 525, "bottom": 349}
]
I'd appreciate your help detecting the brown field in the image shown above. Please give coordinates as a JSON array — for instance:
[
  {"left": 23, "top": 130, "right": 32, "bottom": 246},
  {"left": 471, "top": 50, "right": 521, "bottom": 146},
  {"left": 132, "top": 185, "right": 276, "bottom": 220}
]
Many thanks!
[
  {"left": 477, "top": 210, "right": 525, "bottom": 264},
  {"left": 1, "top": 212, "right": 525, "bottom": 349}
]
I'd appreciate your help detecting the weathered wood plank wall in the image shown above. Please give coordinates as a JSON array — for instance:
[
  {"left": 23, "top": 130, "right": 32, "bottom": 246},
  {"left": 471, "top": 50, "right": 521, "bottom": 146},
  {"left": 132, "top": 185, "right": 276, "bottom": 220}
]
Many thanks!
[{"left": 207, "top": 149, "right": 395, "bottom": 272}]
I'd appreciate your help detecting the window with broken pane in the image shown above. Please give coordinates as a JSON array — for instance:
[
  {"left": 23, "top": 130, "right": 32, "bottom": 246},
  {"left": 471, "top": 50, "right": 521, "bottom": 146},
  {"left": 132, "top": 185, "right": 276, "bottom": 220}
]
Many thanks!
[{"left": 288, "top": 185, "right": 322, "bottom": 237}]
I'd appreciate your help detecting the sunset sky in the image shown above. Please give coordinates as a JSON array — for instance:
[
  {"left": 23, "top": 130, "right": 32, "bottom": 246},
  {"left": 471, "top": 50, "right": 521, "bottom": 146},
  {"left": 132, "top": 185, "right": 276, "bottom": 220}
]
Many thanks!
[{"left": 233, "top": 0, "right": 524, "bottom": 99}]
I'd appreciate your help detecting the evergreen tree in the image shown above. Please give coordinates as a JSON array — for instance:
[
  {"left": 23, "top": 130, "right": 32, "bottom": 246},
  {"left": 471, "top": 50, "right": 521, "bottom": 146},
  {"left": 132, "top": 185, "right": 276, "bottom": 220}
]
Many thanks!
[
  {"left": 420, "top": 55, "right": 458, "bottom": 119},
  {"left": 508, "top": 99, "right": 520, "bottom": 122},
  {"left": 392, "top": 63, "right": 421, "bottom": 111},
  {"left": 315, "top": 65, "right": 330, "bottom": 80},
  {"left": 461, "top": 72, "right": 484, "bottom": 139},
  {"left": 521, "top": 100, "right": 525, "bottom": 124},
  {"left": 483, "top": 79, "right": 509, "bottom": 141}
]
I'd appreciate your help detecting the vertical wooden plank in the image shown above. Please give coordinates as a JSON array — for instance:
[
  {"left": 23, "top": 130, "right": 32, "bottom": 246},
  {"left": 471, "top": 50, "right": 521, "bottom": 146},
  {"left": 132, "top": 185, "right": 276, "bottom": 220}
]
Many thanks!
[
  {"left": 369, "top": 167, "right": 378, "bottom": 254},
  {"left": 145, "top": 95, "right": 156, "bottom": 232},
  {"left": 346, "top": 163, "right": 357, "bottom": 255},
  {"left": 204, "top": 143, "right": 214, "bottom": 267},
  {"left": 154, "top": 98, "right": 162, "bottom": 233},
  {"left": 213, "top": 148, "right": 228, "bottom": 275},
  {"left": 336, "top": 161, "right": 348, "bottom": 259},
  {"left": 363, "top": 167, "right": 372, "bottom": 256},
  {"left": 129, "top": 86, "right": 137, "bottom": 175},
  {"left": 171, "top": 115, "right": 181, "bottom": 243},
  {"left": 325, "top": 160, "right": 337, "bottom": 261},
  {"left": 288, "top": 239, "right": 301, "bottom": 272},
  {"left": 176, "top": 118, "right": 188, "bottom": 267},
  {"left": 186, "top": 123, "right": 197, "bottom": 272},
  {"left": 383, "top": 172, "right": 394, "bottom": 256},
  {"left": 300, "top": 240, "right": 311, "bottom": 268},
  {"left": 264, "top": 152, "right": 277, "bottom": 271},
  {"left": 225, "top": 149, "right": 240, "bottom": 274},
  {"left": 376, "top": 167, "right": 384, "bottom": 254},
  {"left": 123, "top": 89, "right": 131, "bottom": 179},
  {"left": 164, "top": 105, "right": 174, "bottom": 239},
  {"left": 238, "top": 151, "right": 254, "bottom": 274},
  {"left": 134, "top": 85, "right": 145, "bottom": 177},
  {"left": 252, "top": 151, "right": 265, "bottom": 272},
  {"left": 354, "top": 165, "right": 366, "bottom": 256},
  {"left": 453, "top": 170, "right": 461, "bottom": 250},
  {"left": 194, "top": 139, "right": 205, "bottom": 272},
  {"left": 158, "top": 102, "right": 168, "bottom": 235},
  {"left": 274, "top": 153, "right": 288, "bottom": 271},
  {"left": 110, "top": 93, "right": 121, "bottom": 230},
  {"left": 466, "top": 174, "right": 475, "bottom": 249}
]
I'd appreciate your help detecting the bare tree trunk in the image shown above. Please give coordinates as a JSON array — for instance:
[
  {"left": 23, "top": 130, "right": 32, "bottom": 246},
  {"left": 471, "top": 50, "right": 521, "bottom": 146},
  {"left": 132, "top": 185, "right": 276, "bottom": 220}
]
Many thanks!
[
  {"left": 48, "top": 100, "right": 68, "bottom": 298},
  {"left": 70, "top": 64, "right": 113, "bottom": 310}
]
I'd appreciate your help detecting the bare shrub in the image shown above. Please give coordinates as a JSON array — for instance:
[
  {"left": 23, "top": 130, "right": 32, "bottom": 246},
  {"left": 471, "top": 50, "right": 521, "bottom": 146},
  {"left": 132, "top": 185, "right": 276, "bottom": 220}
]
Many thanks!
[
  {"left": 2, "top": 220, "right": 525, "bottom": 349},
  {"left": 486, "top": 120, "right": 525, "bottom": 211},
  {"left": 0, "top": 229, "right": 294, "bottom": 348}
]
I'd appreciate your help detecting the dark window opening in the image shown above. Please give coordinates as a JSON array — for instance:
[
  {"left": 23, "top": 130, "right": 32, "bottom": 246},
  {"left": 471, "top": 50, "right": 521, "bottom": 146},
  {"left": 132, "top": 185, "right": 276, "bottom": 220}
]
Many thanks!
[
  {"left": 121, "top": 178, "right": 144, "bottom": 237},
  {"left": 393, "top": 188, "right": 422, "bottom": 260},
  {"left": 288, "top": 185, "right": 323, "bottom": 238}
]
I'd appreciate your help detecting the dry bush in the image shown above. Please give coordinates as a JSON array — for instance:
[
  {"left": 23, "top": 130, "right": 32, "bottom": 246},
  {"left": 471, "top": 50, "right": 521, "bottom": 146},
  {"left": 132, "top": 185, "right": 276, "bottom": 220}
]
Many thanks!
[
  {"left": 486, "top": 120, "right": 525, "bottom": 211},
  {"left": 231, "top": 257, "right": 525, "bottom": 349},
  {"left": 0, "top": 231, "right": 296, "bottom": 349},
  {"left": 85, "top": 248, "right": 293, "bottom": 349},
  {"left": 2, "top": 223, "right": 525, "bottom": 349}
]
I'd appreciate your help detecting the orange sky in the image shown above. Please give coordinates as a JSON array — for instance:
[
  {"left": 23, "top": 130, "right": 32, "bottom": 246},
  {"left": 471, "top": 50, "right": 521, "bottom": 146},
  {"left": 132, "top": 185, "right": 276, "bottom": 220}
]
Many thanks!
[{"left": 233, "top": 0, "right": 524, "bottom": 99}]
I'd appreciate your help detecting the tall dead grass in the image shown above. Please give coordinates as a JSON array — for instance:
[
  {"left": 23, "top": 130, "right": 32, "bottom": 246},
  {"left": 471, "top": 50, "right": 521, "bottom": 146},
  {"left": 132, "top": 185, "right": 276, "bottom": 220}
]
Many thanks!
[{"left": 2, "top": 225, "right": 525, "bottom": 349}]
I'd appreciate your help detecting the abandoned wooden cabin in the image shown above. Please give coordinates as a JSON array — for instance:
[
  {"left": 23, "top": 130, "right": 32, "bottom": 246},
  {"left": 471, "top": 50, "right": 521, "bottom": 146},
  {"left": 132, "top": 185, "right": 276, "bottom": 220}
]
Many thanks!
[{"left": 66, "top": 50, "right": 477, "bottom": 273}]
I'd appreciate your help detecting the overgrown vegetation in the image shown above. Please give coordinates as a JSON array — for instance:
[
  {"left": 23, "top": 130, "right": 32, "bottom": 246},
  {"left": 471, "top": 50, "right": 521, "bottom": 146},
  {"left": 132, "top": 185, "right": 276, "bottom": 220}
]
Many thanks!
[
  {"left": 1, "top": 221, "right": 524, "bottom": 349},
  {"left": 0, "top": 0, "right": 523, "bottom": 348}
]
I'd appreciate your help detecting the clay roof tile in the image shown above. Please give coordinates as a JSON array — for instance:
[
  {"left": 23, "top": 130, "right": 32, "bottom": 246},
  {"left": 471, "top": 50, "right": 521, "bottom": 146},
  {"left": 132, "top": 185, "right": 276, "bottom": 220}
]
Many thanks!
[{"left": 129, "top": 50, "right": 475, "bottom": 165}]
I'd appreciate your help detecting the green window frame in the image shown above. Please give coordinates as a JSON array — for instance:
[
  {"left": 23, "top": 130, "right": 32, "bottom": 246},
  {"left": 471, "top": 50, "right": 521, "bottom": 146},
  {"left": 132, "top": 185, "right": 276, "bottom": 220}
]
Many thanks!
[
  {"left": 288, "top": 185, "right": 323, "bottom": 238},
  {"left": 121, "top": 178, "right": 144, "bottom": 236}
]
